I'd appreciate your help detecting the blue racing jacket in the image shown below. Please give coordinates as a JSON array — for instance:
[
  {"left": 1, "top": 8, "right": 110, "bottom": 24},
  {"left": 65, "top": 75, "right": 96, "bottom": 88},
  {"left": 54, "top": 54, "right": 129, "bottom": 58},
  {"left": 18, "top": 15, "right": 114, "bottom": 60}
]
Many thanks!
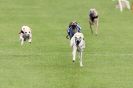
[{"left": 67, "top": 24, "right": 81, "bottom": 39}]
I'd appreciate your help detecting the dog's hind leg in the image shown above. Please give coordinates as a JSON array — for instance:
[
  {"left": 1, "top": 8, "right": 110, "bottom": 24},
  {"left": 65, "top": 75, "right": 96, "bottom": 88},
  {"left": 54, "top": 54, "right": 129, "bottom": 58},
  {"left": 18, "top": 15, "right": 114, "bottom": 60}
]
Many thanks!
[{"left": 77, "top": 51, "right": 80, "bottom": 60}]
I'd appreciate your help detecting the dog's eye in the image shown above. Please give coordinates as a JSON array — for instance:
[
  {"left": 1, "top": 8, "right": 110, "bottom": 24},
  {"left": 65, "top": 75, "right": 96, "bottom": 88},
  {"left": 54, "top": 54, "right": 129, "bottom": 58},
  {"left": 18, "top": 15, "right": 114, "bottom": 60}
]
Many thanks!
[{"left": 29, "top": 32, "right": 30, "bottom": 33}]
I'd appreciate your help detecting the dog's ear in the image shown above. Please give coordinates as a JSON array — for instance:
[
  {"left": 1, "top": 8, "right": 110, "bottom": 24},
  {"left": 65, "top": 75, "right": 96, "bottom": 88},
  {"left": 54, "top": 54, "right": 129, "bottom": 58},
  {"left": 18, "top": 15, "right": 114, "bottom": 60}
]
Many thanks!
[
  {"left": 89, "top": 9, "right": 92, "bottom": 13},
  {"left": 82, "top": 34, "right": 84, "bottom": 39},
  {"left": 70, "top": 36, "right": 74, "bottom": 47},
  {"left": 93, "top": 9, "right": 98, "bottom": 16}
]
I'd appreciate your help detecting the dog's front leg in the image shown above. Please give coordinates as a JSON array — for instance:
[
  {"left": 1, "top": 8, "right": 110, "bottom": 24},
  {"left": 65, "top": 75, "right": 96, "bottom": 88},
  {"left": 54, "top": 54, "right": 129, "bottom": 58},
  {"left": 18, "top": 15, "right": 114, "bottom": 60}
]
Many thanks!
[
  {"left": 20, "top": 38, "right": 24, "bottom": 45},
  {"left": 89, "top": 21, "right": 93, "bottom": 34},
  {"left": 95, "top": 20, "right": 99, "bottom": 35},
  {"left": 72, "top": 46, "right": 77, "bottom": 62},
  {"left": 28, "top": 34, "right": 32, "bottom": 43},
  {"left": 28, "top": 39, "right": 32, "bottom": 43},
  {"left": 19, "top": 34, "right": 24, "bottom": 45},
  {"left": 118, "top": 0, "right": 123, "bottom": 12},
  {"left": 79, "top": 52, "right": 83, "bottom": 67},
  {"left": 28, "top": 37, "right": 32, "bottom": 43},
  {"left": 125, "top": 0, "right": 130, "bottom": 10}
]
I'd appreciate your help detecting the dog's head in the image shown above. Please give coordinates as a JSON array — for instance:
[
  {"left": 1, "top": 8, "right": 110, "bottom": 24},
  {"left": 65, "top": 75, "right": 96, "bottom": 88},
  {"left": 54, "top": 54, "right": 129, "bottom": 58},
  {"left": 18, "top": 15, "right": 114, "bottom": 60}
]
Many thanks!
[
  {"left": 22, "top": 26, "right": 31, "bottom": 37},
  {"left": 74, "top": 33, "right": 84, "bottom": 46},
  {"left": 89, "top": 8, "right": 97, "bottom": 16},
  {"left": 69, "top": 21, "right": 77, "bottom": 29}
]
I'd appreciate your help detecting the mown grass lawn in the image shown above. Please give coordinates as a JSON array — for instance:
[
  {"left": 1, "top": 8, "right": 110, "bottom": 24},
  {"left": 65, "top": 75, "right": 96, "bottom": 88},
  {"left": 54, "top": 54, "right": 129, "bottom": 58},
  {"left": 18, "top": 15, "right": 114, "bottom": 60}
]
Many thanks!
[{"left": 0, "top": 0, "right": 133, "bottom": 88}]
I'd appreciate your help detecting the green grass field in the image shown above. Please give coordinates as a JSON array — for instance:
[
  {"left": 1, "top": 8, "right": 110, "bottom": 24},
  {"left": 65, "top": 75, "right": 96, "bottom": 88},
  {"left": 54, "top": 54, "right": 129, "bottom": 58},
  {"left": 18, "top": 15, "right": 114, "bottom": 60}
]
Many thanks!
[{"left": 0, "top": 0, "right": 133, "bottom": 88}]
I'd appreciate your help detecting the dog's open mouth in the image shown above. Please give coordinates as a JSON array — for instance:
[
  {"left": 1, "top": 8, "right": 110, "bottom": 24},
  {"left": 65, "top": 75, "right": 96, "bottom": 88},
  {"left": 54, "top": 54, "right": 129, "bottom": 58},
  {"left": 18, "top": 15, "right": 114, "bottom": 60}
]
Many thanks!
[
  {"left": 76, "top": 40, "right": 81, "bottom": 46},
  {"left": 23, "top": 34, "right": 30, "bottom": 41}
]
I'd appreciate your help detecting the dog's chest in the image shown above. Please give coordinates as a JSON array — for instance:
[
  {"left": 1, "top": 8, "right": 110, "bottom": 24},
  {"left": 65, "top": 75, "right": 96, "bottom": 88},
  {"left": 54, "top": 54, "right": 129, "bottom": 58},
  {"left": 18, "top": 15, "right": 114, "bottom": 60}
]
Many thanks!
[
  {"left": 77, "top": 46, "right": 81, "bottom": 52},
  {"left": 23, "top": 34, "right": 30, "bottom": 41}
]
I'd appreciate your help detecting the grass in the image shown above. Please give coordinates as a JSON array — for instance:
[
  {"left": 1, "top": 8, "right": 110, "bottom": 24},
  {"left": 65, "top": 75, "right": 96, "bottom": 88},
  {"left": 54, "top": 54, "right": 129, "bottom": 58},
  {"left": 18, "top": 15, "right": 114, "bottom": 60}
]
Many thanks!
[{"left": 0, "top": 0, "right": 133, "bottom": 88}]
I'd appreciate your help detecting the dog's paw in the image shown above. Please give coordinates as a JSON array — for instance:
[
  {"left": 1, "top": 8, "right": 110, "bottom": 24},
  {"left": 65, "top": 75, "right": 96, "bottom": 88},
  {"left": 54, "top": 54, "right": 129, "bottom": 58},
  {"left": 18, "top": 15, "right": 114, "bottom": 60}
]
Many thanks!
[
  {"left": 80, "top": 64, "right": 83, "bottom": 67},
  {"left": 72, "top": 60, "right": 75, "bottom": 63}
]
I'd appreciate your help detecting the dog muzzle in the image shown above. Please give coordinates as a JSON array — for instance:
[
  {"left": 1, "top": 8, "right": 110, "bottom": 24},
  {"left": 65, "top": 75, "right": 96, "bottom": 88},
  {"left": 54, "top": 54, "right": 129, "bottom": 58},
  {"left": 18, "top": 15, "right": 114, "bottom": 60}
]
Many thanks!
[{"left": 76, "top": 40, "right": 81, "bottom": 46}]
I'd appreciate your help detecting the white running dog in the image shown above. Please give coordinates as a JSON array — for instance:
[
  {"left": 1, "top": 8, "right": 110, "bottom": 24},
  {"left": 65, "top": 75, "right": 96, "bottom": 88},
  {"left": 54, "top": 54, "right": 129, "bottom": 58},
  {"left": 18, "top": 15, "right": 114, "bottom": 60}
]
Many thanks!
[
  {"left": 70, "top": 32, "right": 85, "bottom": 67},
  {"left": 19, "top": 25, "right": 32, "bottom": 45},
  {"left": 116, "top": 0, "right": 130, "bottom": 12}
]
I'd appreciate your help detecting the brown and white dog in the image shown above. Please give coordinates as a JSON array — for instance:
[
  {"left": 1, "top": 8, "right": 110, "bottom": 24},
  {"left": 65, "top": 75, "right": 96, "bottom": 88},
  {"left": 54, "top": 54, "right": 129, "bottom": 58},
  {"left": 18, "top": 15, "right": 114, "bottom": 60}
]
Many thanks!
[
  {"left": 89, "top": 8, "right": 99, "bottom": 35},
  {"left": 19, "top": 25, "right": 32, "bottom": 45}
]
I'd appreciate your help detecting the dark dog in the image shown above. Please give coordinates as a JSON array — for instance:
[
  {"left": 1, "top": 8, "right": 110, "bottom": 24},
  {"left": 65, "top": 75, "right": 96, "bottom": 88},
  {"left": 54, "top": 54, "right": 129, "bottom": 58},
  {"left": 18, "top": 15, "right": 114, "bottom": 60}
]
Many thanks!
[{"left": 89, "top": 8, "right": 99, "bottom": 35}]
